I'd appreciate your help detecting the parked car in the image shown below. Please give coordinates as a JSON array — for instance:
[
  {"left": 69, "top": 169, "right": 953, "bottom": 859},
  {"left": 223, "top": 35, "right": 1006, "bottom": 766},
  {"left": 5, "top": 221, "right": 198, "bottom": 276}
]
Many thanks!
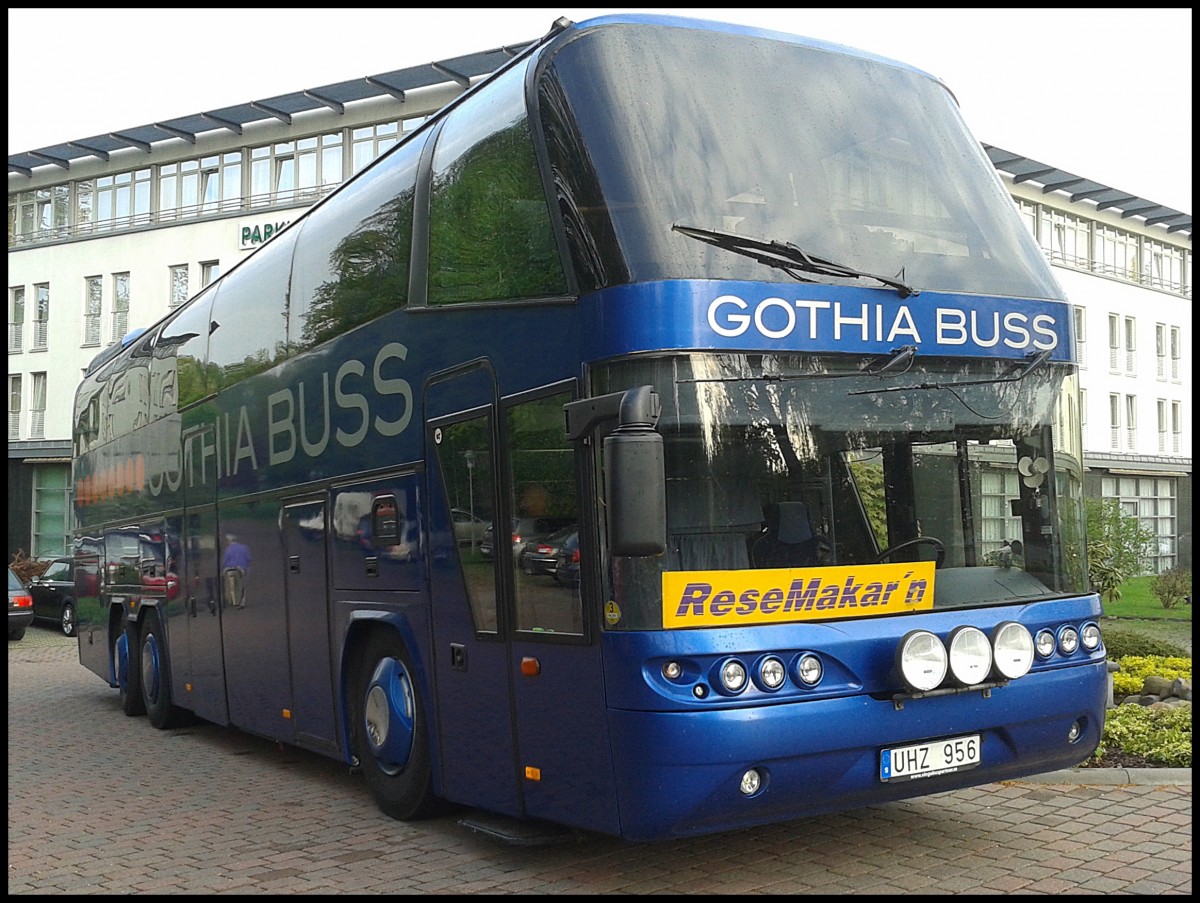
[
  {"left": 28, "top": 556, "right": 78, "bottom": 637},
  {"left": 8, "top": 567, "right": 34, "bottom": 641},
  {"left": 451, "top": 508, "right": 489, "bottom": 546},
  {"left": 519, "top": 524, "right": 578, "bottom": 577},
  {"left": 481, "top": 516, "right": 575, "bottom": 563},
  {"left": 552, "top": 531, "right": 582, "bottom": 588}
]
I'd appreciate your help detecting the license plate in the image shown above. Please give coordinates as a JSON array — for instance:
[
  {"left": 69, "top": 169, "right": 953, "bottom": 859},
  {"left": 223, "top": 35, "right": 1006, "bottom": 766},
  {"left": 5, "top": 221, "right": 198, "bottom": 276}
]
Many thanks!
[{"left": 880, "top": 734, "right": 981, "bottom": 782}]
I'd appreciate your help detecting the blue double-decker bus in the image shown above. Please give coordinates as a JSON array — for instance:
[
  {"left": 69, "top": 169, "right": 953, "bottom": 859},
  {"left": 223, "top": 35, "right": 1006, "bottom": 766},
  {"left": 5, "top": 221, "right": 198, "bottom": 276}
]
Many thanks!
[{"left": 72, "top": 14, "right": 1106, "bottom": 842}]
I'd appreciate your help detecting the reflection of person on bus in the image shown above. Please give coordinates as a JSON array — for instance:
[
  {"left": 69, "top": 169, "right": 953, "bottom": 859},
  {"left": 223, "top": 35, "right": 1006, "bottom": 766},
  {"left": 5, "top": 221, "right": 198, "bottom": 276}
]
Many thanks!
[{"left": 222, "top": 533, "right": 251, "bottom": 608}]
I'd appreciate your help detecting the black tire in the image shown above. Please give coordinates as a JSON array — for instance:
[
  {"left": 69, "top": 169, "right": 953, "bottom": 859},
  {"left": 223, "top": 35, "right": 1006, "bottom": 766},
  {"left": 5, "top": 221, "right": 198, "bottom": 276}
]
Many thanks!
[
  {"left": 61, "top": 600, "right": 76, "bottom": 638},
  {"left": 351, "top": 632, "right": 439, "bottom": 820},
  {"left": 115, "top": 611, "right": 145, "bottom": 717},
  {"left": 140, "top": 608, "right": 184, "bottom": 729}
]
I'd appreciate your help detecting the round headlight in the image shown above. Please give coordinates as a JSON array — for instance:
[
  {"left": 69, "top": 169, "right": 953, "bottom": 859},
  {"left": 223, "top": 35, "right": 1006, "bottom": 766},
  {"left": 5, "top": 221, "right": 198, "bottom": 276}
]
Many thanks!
[
  {"left": 719, "top": 659, "right": 747, "bottom": 693},
  {"left": 947, "top": 626, "right": 993, "bottom": 686},
  {"left": 991, "top": 621, "right": 1034, "bottom": 680},
  {"left": 1058, "top": 626, "right": 1080, "bottom": 655},
  {"left": 1080, "top": 622, "right": 1101, "bottom": 651},
  {"left": 758, "top": 656, "right": 786, "bottom": 690},
  {"left": 796, "top": 653, "right": 823, "bottom": 687},
  {"left": 897, "top": 630, "right": 947, "bottom": 693},
  {"left": 662, "top": 661, "right": 683, "bottom": 680},
  {"left": 1035, "top": 628, "right": 1056, "bottom": 658}
]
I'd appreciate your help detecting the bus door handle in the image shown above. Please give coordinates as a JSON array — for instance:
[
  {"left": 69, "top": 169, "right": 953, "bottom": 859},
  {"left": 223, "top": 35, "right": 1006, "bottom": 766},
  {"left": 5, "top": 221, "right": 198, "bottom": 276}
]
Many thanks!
[
  {"left": 188, "top": 596, "right": 196, "bottom": 618},
  {"left": 289, "top": 555, "right": 301, "bottom": 573}
]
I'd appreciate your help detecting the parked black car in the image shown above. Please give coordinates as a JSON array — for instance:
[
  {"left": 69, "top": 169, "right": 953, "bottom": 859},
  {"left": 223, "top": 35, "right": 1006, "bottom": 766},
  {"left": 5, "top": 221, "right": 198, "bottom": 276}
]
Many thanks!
[
  {"left": 28, "top": 557, "right": 77, "bottom": 637},
  {"left": 481, "top": 516, "right": 575, "bottom": 563},
  {"left": 8, "top": 567, "right": 34, "bottom": 641}
]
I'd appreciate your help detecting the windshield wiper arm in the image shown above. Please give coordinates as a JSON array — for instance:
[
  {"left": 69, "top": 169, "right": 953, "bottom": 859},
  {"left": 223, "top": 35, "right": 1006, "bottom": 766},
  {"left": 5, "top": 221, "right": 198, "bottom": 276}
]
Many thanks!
[
  {"left": 847, "top": 349, "right": 1053, "bottom": 396},
  {"left": 673, "top": 223, "right": 919, "bottom": 298}
]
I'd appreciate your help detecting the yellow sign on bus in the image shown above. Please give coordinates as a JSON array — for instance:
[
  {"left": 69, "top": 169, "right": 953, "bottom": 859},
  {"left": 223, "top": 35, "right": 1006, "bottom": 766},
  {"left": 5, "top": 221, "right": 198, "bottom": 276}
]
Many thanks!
[{"left": 662, "top": 561, "right": 937, "bottom": 628}]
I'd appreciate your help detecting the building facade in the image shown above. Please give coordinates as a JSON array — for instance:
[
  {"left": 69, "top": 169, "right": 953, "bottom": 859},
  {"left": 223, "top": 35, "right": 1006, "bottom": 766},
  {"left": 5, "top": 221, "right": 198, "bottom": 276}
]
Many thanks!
[{"left": 8, "top": 43, "right": 1192, "bottom": 574}]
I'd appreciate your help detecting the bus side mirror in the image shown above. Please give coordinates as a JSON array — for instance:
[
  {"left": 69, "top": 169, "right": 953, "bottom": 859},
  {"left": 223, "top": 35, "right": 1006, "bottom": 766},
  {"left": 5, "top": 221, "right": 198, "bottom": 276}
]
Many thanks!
[{"left": 604, "top": 387, "right": 666, "bottom": 557}]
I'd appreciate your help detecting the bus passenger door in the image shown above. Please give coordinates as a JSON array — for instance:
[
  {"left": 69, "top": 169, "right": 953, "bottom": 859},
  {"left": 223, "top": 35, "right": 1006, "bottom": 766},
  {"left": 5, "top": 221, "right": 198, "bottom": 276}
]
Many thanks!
[
  {"left": 282, "top": 499, "right": 338, "bottom": 753},
  {"left": 425, "top": 366, "right": 521, "bottom": 819}
]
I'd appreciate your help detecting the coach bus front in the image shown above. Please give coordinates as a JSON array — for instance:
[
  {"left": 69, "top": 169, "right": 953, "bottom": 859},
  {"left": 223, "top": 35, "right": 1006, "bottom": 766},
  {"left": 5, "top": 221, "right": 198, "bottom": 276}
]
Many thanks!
[{"left": 536, "top": 17, "right": 1106, "bottom": 840}]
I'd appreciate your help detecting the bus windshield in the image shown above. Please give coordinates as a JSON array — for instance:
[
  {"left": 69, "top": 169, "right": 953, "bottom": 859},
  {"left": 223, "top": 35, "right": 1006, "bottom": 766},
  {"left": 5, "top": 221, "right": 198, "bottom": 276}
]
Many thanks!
[
  {"left": 594, "top": 352, "right": 1087, "bottom": 630},
  {"left": 540, "top": 23, "right": 1060, "bottom": 301}
]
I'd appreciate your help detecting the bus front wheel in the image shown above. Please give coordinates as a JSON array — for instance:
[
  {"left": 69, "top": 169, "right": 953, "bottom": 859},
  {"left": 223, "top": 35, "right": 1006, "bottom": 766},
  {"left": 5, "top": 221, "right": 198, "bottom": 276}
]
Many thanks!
[{"left": 351, "top": 633, "right": 439, "bottom": 820}]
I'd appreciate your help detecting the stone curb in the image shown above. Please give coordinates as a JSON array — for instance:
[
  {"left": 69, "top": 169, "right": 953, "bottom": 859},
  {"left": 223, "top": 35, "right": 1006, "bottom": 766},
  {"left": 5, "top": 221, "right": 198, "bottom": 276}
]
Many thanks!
[{"left": 1016, "top": 767, "right": 1191, "bottom": 785}]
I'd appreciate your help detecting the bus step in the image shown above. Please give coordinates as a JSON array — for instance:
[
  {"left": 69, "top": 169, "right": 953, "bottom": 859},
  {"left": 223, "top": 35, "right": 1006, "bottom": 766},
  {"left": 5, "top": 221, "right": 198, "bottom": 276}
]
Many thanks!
[{"left": 457, "top": 813, "right": 582, "bottom": 846}]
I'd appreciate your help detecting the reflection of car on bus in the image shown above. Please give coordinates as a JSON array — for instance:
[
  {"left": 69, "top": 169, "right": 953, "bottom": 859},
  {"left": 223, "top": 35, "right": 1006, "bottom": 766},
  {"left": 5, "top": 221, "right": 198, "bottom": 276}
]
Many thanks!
[
  {"left": 519, "top": 524, "right": 577, "bottom": 577},
  {"left": 451, "top": 509, "right": 489, "bottom": 546},
  {"left": 482, "top": 517, "right": 576, "bottom": 563},
  {"left": 551, "top": 531, "right": 581, "bottom": 588}
]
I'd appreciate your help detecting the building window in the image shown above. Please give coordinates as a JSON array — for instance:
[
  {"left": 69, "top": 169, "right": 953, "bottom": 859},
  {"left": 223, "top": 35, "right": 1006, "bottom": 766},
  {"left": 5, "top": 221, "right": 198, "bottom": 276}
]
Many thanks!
[
  {"left": 32, "top": 464, "right": 73, "bottom": 558},
  {"left": 159, "top": 152, "right": 244, "bottom": 219},
  {"left": 84, "top": 276, "right": 102, "bottom": 346},
  {"left": 1125, "top": 394, "right": 1137, "bottom": 450},
  {"left": 1102, "top": 475, "right": 1177, "bottom": 574},
  {"left": 1155, "top": 323, "right": 1166, "bottom": 379},
  {"left": 1123, "top": 316, "right": 1136, "bottom": 375},
  {"left": 1015, "top": 198, "right": 1038, "bottom": 240},
  {"left": 111, "top": 273, "right": 130, "bottom": 344},
  {"left": 8, "top": 286, "right": 24, "bottom": 352},
  {"left": 250, "top": 132, "right": 343, "bottom": 206},
  {"left": 352, "top": 122, "right": 399, "bottom": 174},
  {"left": 32, "top": 283, "right": 49, "bottom": 350},
  {"left": 1093, "top": 223, "right": 1139, "bottom": 281},
  {"left": 7, "top": 185, "right": 70, "bottom": 243},
  {"left": 1143, "top": 238, "right": 1185, "bottom": 294},
  {"left": 1072, "top": 306, "right": 1086, "bottom": 367},
  {"left": 30, "top": 371, "right": 47, "bottom": 439},
  {"left": 77, "top": 168, "right": 152, "bottom": 232},
  {"left": 1157, "top": 399, "right": 1168, "bottom": 453},
  {"left": 980, "top": 469, "right": 1024, "bottom": 558},
  {"left": 1109, "top": 393, "right": 1120, "bottom": 450},
  {"left": 1169, "top": 326, "right": 1181, "bottom": 381},
  {"left": 1079, "top": 387, "right": 1087, "bottom": 434},
  {"left": 200, "top": 261, "right": 220, "bottom": 287},
  {"left": 1107, "top": 314, "right": 1119, "bottom": 372},
  {"left": 169, "top": 265, "right": 189, "bottom": 310},
  {"left": 8, "top": 374, "right": 21, "bottom": 439},
  {"left": 1039, "top": 208, "right": 1090, "bottom": 268},
  {"left": 1171, "top": 401, "right": 1182, "bottom": 453}
]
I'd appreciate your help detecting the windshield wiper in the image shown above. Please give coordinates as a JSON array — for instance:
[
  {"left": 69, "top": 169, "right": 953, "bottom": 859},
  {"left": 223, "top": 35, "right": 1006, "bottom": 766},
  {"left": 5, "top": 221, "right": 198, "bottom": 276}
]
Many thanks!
[
  {"left": 673, "top": 223, "right": 919, "bottom": 298},
  {"left": 847, "top": 348, "right": 1053, "bottom": 396}
]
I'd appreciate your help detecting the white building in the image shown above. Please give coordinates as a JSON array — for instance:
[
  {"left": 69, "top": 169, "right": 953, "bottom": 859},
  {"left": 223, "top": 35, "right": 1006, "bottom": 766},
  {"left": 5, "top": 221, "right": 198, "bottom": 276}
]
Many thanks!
[{"left": 8, "top": 42, "right": 1192, "bottom": 573}]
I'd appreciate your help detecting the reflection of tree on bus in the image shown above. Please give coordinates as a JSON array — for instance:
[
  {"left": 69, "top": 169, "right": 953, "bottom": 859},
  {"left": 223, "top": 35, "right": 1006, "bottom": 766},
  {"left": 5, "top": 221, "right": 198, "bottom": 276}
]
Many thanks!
[{"left": 221, "top": 534, "right": 251, "bottom": 609}]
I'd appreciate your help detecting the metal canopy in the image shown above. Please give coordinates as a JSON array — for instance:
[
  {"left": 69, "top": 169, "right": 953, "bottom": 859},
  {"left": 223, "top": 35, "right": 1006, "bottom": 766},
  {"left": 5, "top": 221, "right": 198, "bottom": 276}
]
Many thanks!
[
  {"left": 7, "top": 43, "right": 532, "bottom": 177},
  {"left": 985, "top": 144, "right": 1191, "bottom": 237}
]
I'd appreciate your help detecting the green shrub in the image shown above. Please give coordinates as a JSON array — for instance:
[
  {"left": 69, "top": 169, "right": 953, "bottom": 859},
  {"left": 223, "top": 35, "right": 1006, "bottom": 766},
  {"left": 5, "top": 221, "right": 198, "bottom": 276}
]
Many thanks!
[
  {"left": 1110, "top": 655, "right": 1191, "bottom": 697},
  {"left": 1094, "top": 704, "right": 1192, "bottom": 767},
  {"left": 1150, "top": 566, "right": 1192, "bottom": 610},
  {"left": 1101, "top": 623, "right": 1190, "bottom": 659}
]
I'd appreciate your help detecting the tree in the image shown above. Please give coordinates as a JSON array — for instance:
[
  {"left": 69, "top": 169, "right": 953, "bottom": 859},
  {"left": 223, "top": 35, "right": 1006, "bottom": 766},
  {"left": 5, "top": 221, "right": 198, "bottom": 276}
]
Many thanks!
[{"left": 1085, "top": 498, "right": 1154, "bottom": 603}]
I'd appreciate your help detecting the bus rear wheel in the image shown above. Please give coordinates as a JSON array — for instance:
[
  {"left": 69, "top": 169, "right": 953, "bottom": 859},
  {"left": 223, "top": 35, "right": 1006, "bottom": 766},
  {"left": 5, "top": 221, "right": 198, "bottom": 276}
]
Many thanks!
[
  {"left": 140, "top": 608, "right": 184, "bottom": 729},
  {"left": 351, "top": 633, "right": 439, "bottom": 820}
]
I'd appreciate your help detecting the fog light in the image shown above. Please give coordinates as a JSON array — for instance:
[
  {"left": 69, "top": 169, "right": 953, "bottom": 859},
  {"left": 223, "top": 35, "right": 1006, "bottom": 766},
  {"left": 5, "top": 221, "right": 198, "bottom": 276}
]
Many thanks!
[
  {"left": 739, "top": 768, "right": 762, "bottom": 795},
  {"left": 897, "top": 630, "right": 947, "bottom": 692},
  {"left": 719, "top": 659, "right": 747, "bottom": 694},
  {"left": 947, "top": 626, "right": 992, "bottom": 685},
  {"left": 662, "top": 661, "right": 683, "bottom": 680},
  {"left": 1058, "top": 626, "right": 1080, "bottom": 655},
  {"left": 1067, "top": 720, "right": 1082, "bottom": 743},
  {"left": 1035, "top": 629, "right": 1056, "bottom": 659},
  {"left": 796, "top": 653, "right": 823, "bottom": 686},
  {"left": 758, "top": 656, "right": 786, "bottom": 690}
]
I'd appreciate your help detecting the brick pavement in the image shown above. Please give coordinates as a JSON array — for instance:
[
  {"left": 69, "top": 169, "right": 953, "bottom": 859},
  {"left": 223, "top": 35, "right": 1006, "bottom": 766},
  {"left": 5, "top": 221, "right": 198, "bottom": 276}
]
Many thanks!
[{"left": 8, "top": 625, "right": 1191, "bottom": 894}]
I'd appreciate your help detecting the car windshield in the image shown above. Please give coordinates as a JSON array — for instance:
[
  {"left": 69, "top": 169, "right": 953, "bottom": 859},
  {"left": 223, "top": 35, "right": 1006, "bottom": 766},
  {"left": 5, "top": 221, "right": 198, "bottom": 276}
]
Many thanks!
[{"left": 9, "top": 569, "right": 24, "bottom": 591}]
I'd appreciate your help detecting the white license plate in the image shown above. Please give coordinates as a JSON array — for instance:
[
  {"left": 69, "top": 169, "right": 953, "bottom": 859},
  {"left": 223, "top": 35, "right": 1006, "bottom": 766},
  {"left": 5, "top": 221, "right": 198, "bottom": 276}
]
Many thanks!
[{"left": 880, "top": 734, "right": 981, "bottom": 782}]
